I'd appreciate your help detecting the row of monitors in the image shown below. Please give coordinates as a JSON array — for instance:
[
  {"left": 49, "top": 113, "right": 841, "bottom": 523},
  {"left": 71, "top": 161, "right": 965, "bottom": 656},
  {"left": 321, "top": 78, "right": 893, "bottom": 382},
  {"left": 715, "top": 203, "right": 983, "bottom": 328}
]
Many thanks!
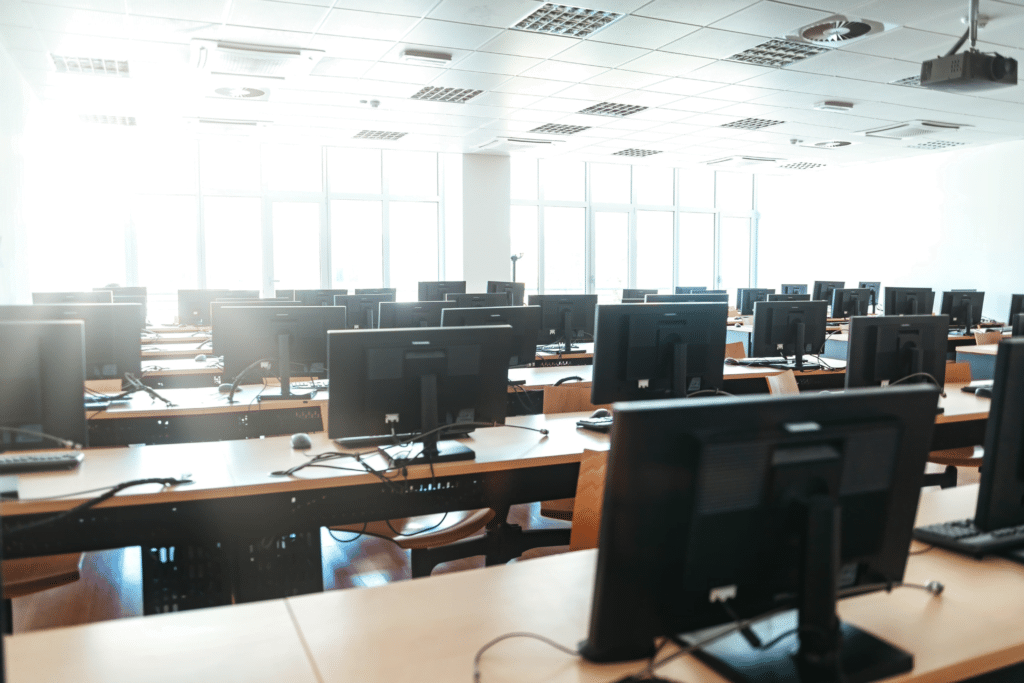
[{"left": 8, "top": 315, "right": 1024, "bottom": 679}]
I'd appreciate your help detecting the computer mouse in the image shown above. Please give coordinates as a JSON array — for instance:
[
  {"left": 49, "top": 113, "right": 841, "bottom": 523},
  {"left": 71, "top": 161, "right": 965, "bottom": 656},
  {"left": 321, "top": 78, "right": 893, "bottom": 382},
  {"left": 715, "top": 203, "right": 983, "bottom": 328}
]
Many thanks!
[
  {"left": 734, "top": 322, "right": 742, "bottom": 327},
  {"left": 976, "top": 386, "right": 993, "bottom": 399},
  {"left": 218, "top": 383, "right": 237, "bottom": 394},
  {"left": 194, "top": 354, "right": 207, "bottom": 362},
  {"left": 290, "top": 433, "right": 313, "bottom": 449},
  {"left": 590, "top": 408, "right": 612, "bottom": 419}
]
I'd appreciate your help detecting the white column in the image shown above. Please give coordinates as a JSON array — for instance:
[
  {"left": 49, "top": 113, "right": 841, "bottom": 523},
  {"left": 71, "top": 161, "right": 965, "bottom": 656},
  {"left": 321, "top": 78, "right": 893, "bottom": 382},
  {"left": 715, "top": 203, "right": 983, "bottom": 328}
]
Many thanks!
[{"left": 462, "top": 154, "right": 511, "bottom": 292}]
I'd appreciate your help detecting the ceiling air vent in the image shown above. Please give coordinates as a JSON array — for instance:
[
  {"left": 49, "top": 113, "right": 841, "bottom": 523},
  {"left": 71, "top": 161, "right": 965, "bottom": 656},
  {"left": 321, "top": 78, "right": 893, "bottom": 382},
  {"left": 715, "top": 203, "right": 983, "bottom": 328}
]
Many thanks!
[
  {"left": 185, "top": 117, "right": 272, "bottom": 132},
  {"left": 53, "top": 55, "right": 129, "bottom": 76},
  {"left": 80, "top": 115, "right": 136, "bottom": 126},
  {"left": 513, "top": 4, "right": 622, "bottom": 38},
  {"left": 861, "top": 120, "right": 965, "bottom": 140},
  {"left": 909, "top": 140, "right": 967, "bottom": 150},
  {"left": 191, "top": 40, "right": 324, "bottom": 78},
  {"left": 354, "top": 130, "right": 407, "bottom": 141},
  {"left": 704, "top": 156, "right": 782, "bottom": 168},
  {"left": 530, "top": 123, "right": 591, "bottom": 135},
  {"left": 411, "top": 86, "right": 482, "bottom": 103},
  {"left": 720, "top": 118, "right": 784, "bottom": 131},
  {"left": 578, "top": 102, "right": 647, "bottom": 117},
  {"left": 808, "top": 140, "right": 852, "bottom": 148},
  {"left": 789, "top": 15, "right": 893, "bottom": 48},
  {"left": 780, "top": 162, "right": 826, "bottom": 170},
  {"left": 890, "top": 75, "right": 921, "bottom": 87},
  {"left": 728, "top": 39, "right": 828, "bottom": 67},
  {"left": 213, "top": 87, "right": 268, "bottom": 100},
  {"left": 613, "top": 148, "right": 661, "bottom": 157}
]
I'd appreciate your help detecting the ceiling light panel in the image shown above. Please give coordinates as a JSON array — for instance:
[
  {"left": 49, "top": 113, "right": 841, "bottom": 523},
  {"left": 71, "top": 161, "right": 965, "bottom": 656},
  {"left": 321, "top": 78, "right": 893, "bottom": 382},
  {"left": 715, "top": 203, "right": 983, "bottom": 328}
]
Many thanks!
[
  {"left": 612, "top": 148, "right": 661, "bottom": 157},
  {"left": 727, "top": 39, "right": 829, "bottom": 67},
  {"left": 354, "top": 130, "right": 408, "bottom": 140},
  {"left": 513, "top": 4, "right": 623, "bottom": 38},
  {"left": 578, "top": 101, "right": 647, "bottom": 117},
  {"left": 80, "top": 115, "right": 136, "bottom": 126},
  {"left": 908, "top": 140, "right": 967, "bottom": 149},
  {"left": 530, "top": 123, "right": 591, "bottom": 135},
  {"left": 52, "top": 55, "right": 129, "bottom": 76},
  {"left": 410, "top": 86, "right": 484, "bottom": 103},
  {"left": 720, "top": 117, "right": 785, "bottom": 130},
  {"left": 890, "top": 75, "right": 921, "bottom": 87},
  {"left": 780, "top": 161, "right": 826, "bottom": 169}
]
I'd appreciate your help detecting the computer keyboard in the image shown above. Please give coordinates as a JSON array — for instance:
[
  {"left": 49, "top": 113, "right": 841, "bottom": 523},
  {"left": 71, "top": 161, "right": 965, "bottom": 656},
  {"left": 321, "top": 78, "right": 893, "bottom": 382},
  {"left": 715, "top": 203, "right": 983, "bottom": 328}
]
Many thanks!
[
  {"left": 576, "top": 416, "right": 613, "bottom": 432},
  {"left": 292, "top": 380, "right": 329, "bottom": 390},
  {"left": 0, "top": 451, "right": 84, "bottom": 475},
  {"left": 913, "top": 518, "right": 1024, "bottom": 557},
  {"left": 732, "top": 357, "right": 822, "bottom": 370}
]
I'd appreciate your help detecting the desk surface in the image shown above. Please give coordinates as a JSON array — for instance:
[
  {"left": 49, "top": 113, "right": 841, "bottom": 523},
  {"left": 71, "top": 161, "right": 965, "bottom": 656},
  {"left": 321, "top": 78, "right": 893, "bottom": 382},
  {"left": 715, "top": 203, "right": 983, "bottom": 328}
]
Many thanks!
[
  {"left": 141, "top": 357, "right": 222, "bottom": 377},
  {"left": 140, "top": 332, "right": 211, "bottom": 345},
  {"left": 11, "top": 484, "right": 1024, "bottom": 683},
  {"left": 957, "top": 343, "right": 998, "bottom": 357}
]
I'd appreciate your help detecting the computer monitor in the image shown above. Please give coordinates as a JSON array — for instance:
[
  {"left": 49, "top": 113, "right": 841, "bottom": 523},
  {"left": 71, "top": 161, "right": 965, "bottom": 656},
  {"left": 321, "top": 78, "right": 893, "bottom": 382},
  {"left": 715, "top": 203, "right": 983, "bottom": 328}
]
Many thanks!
[
  {"left": 750, "top": 300, "right": 828, "bottom": 371},
  {"left": 591, "top": 303, "right": 727, "bottom": 403},
  {"left": 332, "top": 293, "right": 395, "bottom": 329},
  {"left": 177, "top": 289, "right": 259, "bottom": 326},
  {"left": 0, "top": 304, "right": 142, "bottom": 382},
  {"left": 209, "top": 300, "right": 293, "bottom": 345},
  {"left": 354, "top": 288, "right": 396, "bottom": 297},
  {"left": 830, "top": 288, "right": 873, "bottom": 318},
  {"left": 527, "top": 294, "right": 598, "bottom": 354},
  {"left": 327, "top": 325, "right": 511, "bottom": 462},
  {"left": 883, "top": 287, "right": 934, "bottom": 316},
  {"left": 941, "top": 290, "right": 985, "bottom": 333},
  {"left": 378, "top": 301, "right": 450, "bottom": 329},
  {"left": 675, "top": 286, "right": 707, "bottom": 294},
  {"left": 812, "top": 280, "right": 844, "bottom": 303},
  {"left": 487, "top": 281, "right": 525, "bottom": 306},
  {"left": 780, "top": 283, "right": 808, "bottom": 295},
  {"left": 33, "top": 291, "right": 112, "bottom": 304},
  {"left": 217, "top": 306, "right": 347, "bottom": 401},
  {"left": 95, "top": 287, "right": 148, "bottom": 328},
  {"left": 0, "top": 320, "right": 88, "bottom": 451},
  {"left": 441, "top": 305, "right": 541, "bottom": 368},
  {"left": 418, "top": 281, "right": 466, "bottom": 302},
  {"left": 291, "top": 289, "right": 349, "bottom": 306},
  {"left": 444, "top": 292, "right": 512, "bottom": 308},
  {"left": 858, "top": 281, "right": 881, "bottom": 312},
  {"left": 1007, "top": 294, "right": 1024, "bottom": 326},
  {"left": 581, "top": 384, "right": 939, "bottom": 683},
  {"left": 767, "top": 293, "right": 811, "bottom": 302},
  {"left": 646, "top": 293, "right": 730, "bottom": 304},
  {"left": 622, "top": 288, "right": 658, "bottom": 301},
  {"left": 845, "top": 314, "right": 949, "bottom": 389},
  {"left": 1013, "top": 314, "right": 1024, "bottom": 338},
  {"left": 737, "top": 288, "right": 774, "bottom": 315}
]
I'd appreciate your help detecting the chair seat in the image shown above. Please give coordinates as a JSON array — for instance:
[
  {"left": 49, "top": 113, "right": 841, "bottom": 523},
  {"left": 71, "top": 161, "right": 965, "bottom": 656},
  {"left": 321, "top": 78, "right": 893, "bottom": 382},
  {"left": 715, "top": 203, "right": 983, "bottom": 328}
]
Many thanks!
[
  {"left": 331, "top": 509, "right": 496, "bottom": 551},
  {"left": 3, "top": 553, "right": 84, "bottom": 599},
  {"left": 539, "top": 498, "right": 574, "bottom": 521}
]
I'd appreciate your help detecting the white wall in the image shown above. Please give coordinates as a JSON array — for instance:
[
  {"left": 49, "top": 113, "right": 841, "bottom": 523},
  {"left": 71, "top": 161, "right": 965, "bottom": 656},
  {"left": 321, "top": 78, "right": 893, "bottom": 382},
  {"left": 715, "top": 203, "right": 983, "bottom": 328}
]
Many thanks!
[
  {"left": 757, "top": 141, "right": 1024, "bottom": 319},
  {"left": 0, "top": 43, "right": 34, "bottom": 304},
  {"left": 462, "top": 154, "right": 511, "bottom": 292}
]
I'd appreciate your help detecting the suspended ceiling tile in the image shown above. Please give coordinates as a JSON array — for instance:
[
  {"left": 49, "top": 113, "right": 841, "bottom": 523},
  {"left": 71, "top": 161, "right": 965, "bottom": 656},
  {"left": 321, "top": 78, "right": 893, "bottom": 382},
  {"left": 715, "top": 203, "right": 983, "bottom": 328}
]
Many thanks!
[
  {"left": 646, "top": 76, "right": 724, "bottom": 96},
  {"left": 227, "top": 0, "right": 330, "bottom": 33},
  {"left": 712, "top": 102, "right": 788, "bottom": 119},
  {"left": 710, "top": 2, "right": 833, "bottom": 38},
  {"left": 609, "top": 90, "right": 685, "bottom": 108},
  {"left": 634, "top": 0, "right": 761, "bottom": 28},
  {"left": 622, "top": 104, "right": 689, "bottom": 120},
  {"left": 619, "top": 50, "right": 714, "bottom": 76},
  {"left": 27, "top": 0, "right": 127, "bottom": 13},
  {"left": 127, "top": 0, "right": 229, "bottom": 23},
  {"left": 467, "top": 90, "right": 542, "bottom": 108},
  {"left": 214, "top": 26, "right": 314, "bottom": 48},
  {"left": 429, "top": 69, "right": 512, "bottom": 90},
  {"left": 584, "top": 68, "right": 669, "bottom": 89},
  {"left": 400, "top": 19, "right": 503, "bottom": 50},
  {"left": 700, "top": 83, "right": 779, "bottom": 102},
  {"left": 477, "top": 29, "right": 579, "bottom": 59},
  {"left": 520, "top": 59, "right": 609, "bottom": 82},
  {"left": 0, "top": 2, "right": 37, "bottom": 27},
  {"left": 552, "top": 39, "right": 649, "bottom": 68},
  {"left": 307, "top": 34, "right": 395, "bottom": 60},
  {"left": 533, "top": 95, "right": 601, "bottom": 113},
  {"left": 661, "top": 96, "right": 735, "bottom": 113},
  {"left": 310, "top": 57, "right": 376, "bottom": 78},
  {"left": 27, "top": 5, "right": 129, "bottom": 38},
  {"left": 555, "top": 82, "right": 632, "bottom": 102},
  {"left": 457, "top": 51, "right": 543, "bottom": 76},
  {"left": 660, "top": 27, "right": 767, "bottom": 59},
  {"left": 840, "top": 27, "right": 961, "bottom": 62},
  {"left": 362, "top": 61, "right": 448, "bottom": 84},
  {"left": 684, "top": 60, "right": 776, "bottom": 84},
  {"left": 129, "top": 16, "right": 221, "bottom": 44},
  {"left": 426, "top": 0, "right": 543, "bottom": 29},
  {"left": 331, "top": 0, "right": 439, "bottom": 14},
  {"left": 319, "top": 8, "right": 420, "bottom": 41},
  {"left": 493, "top": 75, "right": 571, "bottom": 96},
  {"left": 590, "top": 15, "right": 699, "bottom": 49},
  {"left": 0, "top": 25, "right": 47, "bottom": 52}
]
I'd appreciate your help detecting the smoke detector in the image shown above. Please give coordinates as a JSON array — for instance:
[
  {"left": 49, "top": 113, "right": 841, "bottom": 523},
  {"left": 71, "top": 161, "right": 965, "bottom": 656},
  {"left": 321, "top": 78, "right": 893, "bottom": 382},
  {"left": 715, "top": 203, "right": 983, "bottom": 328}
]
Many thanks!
[{"left": 788, "top": 15, "right": 893, "bottom": 48}]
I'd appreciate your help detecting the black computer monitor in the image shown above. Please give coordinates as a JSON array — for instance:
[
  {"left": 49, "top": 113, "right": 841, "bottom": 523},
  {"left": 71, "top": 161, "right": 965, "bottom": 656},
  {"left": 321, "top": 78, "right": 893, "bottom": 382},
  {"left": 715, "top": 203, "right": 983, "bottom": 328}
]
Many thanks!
[
  {"left": 0, "top": 304, "right": 142, "bottom": 382},
  {"left": 487, "top": 281, "right": 525, "bottom": 306},
  {"left": 378, "top": 301, "right": 449, "bottom": 329},
  {"left": 177, "top": 289, "right": 259, "bottom": 326},
  {"left": 675, "top": 286, "right": 707, "bottom": 294},
  {"left": 354, "top": 288, "right": 396, "bottom": 297},
  {"left": 830, "top": 288, "right": 873, "bottom": 318},
  {"left": 1007, "top": 294, "right": 1024, "bottom": 327},
  {"left": 646, "top": 293, "right": 730, "bottom": 304},
  {"left": 217, "top": 306, "right": 347, "bottom": 401},
  {"left": 591, "top": 303, "right": 727, "bottom": 403},
  {"left": 527, "top": 294, "right": 597, "bottom": 354},
  {"left": 0, "top": 320, "right": 88, "bottom": 451},
  {"left": 883, "top": 287, "right": 934, "bottom": 316},
  {"left": 418, "top": 281, "right": 466, "bottom": 302},
  {"left": 95, "top": 287, "right": 148, "bottom": 328},
  {"left": 209, "top": 300, "right": 293, "bottom": 347},
  {"left": 858, "top": 281, "right": 881, "bottom": 311},
  {"left": 291, "top": 289, "right": 349, "bottom": 306},
  {"left": 33, "top": 291, "right": 112, "bottom": 304},
  {"left": 332, "top": 293, "right": 395, "bottom": 329},
  {"left": 622, "top": 288, "right": 658, "bottom": 300},
  {"left": 812, "top": 280, "right": 844, "bottom": 303},
  {"left": 1013, "top": 314, "right": 1024, "bottom": 338},
  {"left": 750, "top": 300, "right": 828, "bottom": 371},
  {"left": 845, "top": 314, "right": 949, "bottom": 389},
  {"left": 737, "top": 288, "right": 774, "bottom": 315},
  {"left": 940, "top": 290, "right": 985, "bottom": 333},
  {"left": 327, "top": 325, "right": 511, "bottom": 462},
  {"left": 441, "top": 305, "right": 541, "bottom": 368},
  {"left": 767, "top": 293, "right": 811, "bottom": 302},
  {"left": 780, "top": 283, "right": 808, "bottom": 295},
  {"left": 580, "top": 384, "right": 939, "bottom": 683},
  {"left": 445, "top": 292, "right": 512, "bottom": 308}
]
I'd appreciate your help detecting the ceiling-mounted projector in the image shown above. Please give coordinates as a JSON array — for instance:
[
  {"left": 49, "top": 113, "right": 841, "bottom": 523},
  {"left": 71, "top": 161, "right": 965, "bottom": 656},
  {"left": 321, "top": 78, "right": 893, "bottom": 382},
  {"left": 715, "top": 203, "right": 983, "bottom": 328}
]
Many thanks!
[{"left": 920, "top": 0, "right": 1017, "bottom": 92}]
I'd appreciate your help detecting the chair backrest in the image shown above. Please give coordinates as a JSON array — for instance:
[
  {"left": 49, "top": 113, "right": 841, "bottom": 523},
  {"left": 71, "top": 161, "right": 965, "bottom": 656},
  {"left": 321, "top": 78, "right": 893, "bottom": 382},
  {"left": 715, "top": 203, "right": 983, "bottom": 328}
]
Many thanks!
[
  {"left": 542, "top": 383, "right": 611, "bottom": 414},
  {"left": 765, "top": 369, "right": 799, "bottom": 395},
  {"left": 724, "top": 341, "right": 746, "bottom": 359},
  {"left": 569, "top": 449, "right": 608, "bottom": 551},
  {"left": 973, "top": 330, "right": 1003, "bottom": 346},
  {"left": 944, "top": 361, "right": 973, "bottom": 384}
]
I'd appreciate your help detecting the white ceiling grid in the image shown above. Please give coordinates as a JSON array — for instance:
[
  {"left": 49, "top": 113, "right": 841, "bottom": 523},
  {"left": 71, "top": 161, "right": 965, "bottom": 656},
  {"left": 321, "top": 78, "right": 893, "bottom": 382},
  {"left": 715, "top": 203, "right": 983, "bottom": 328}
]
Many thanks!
[{"left": 1, "top": 0, "right": 1023, "bottom": 171}]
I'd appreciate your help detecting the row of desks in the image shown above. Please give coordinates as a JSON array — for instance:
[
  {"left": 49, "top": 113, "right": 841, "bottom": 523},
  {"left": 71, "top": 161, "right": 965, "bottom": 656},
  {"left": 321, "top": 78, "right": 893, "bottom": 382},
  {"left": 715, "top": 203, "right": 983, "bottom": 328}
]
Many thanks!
[{"left": 10, "top": 484, "right": 1024, "bottom": 683}]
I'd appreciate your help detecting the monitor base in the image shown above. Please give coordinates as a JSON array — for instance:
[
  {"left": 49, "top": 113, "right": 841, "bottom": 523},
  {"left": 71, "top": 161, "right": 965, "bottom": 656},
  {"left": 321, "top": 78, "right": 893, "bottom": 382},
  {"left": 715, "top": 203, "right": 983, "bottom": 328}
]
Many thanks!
[
  {"left": 391, "top": 440, "right": 475, "bottom": 464},
  {"left": 257, "top": 389, "right": 315, "bottom": 402},
  {"left": 690, "top": 610, "right": 912, "bottom": 683}
]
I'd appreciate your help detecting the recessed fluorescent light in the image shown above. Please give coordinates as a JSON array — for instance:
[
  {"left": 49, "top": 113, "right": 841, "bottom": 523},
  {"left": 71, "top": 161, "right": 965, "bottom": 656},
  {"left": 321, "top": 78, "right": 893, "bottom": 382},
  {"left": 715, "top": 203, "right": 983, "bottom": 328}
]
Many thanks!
[
  {"left": 578, "top": 102, "right": 647, "bottom": 117},
  {"left": 354, "top": 130, "right": 407, "bottom": 141},
  {"left": 530, "top": 123, "right": 591, "bottom": 135},
  {"left": 908, "top": 140, "right": 966, "bottom": 150},
  {"left": 814, "top": 100, "right": 853, "bottom": 112},
  {"left": 514, "top": 3, "right": 622, "bottom": 38},
  {"left": 613, "top": 148, "right": 661, "bottom": 157},
  {"left": 780, "top": 162, "right": 826, "bottom": 170},
  {"left": 720, "top": 117, "right": 784, "bottom": 130},
  {"left": 401, "top": 49, "right": 452, "bottom": 66},
  {"left": 52, "top": 55, "right": 129, "bottom": 77},
  {"left": 79, "top": 115, "right": 136, "bottom": 126},
  {"left": 727, "top": 39, "right": 828, "bottom": 68},
  {"left": 410, "top": 86, "right": 482, "bottom": 103}
]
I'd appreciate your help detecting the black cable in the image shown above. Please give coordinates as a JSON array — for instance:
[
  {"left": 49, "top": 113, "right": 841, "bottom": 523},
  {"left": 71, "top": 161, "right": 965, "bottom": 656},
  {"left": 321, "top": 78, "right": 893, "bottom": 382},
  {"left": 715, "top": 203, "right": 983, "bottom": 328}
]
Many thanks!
[
  {"left": 123, "top": 372, "right": 175, "bottom": 407},
  {"left": 0, "top": 426, "right": 81, "bottom": 450},
  {"left": 687, "top": 388, "right": 734, "bottom": 398},
  {"left": 225, "top": 358, "right": 276, "bottom": 403},
  {"left": 888, "top": 372, "right": 946, "bottom": 398},
  {"left": 472, "top": 632, "right": 579, "bottom": 683},
  {"left": 328, "top": 523, "right": 367, "bottom": 543},
  {"left": 944, "top": 27, "right": 970, "bottom": 57}
]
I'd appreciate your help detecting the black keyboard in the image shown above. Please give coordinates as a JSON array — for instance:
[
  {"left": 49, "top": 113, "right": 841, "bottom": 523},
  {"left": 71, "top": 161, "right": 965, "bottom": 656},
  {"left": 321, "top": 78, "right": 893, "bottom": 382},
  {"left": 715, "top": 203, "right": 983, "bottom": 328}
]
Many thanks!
[
  {"left": 913, "top": 518, "right": 1024, "bottom": 557},
  {"left": 577, "top": 416, "right": 613, "bottom": 432},
  {"left": 0, "top": 451, "right": 84, "bottom": 475}
]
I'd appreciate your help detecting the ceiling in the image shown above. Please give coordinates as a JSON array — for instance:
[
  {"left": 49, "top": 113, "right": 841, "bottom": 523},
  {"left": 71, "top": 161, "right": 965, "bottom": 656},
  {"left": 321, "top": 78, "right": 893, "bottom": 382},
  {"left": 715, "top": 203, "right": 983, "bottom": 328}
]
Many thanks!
[{"left": 3, "top": 0, "right": 1024, "bottom": 171}]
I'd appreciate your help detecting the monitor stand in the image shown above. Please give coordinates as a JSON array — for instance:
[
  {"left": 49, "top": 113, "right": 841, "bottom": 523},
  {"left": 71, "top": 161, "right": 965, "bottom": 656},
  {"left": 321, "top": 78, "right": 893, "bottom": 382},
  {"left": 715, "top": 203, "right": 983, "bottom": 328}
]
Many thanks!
[
  {"left": 259, "top": 333, "right": 315, "bottom": 402},
  {"left": 560, "top": 309, "right": 574, "bottom": 355},
  {"left": 672, "top": 342, "right": 689, "bottom": 398}
]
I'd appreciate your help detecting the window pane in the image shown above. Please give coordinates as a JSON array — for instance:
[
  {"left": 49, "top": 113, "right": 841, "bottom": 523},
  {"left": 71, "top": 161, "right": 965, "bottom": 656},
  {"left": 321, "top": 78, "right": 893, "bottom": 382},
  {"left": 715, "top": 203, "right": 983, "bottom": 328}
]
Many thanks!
[
  {"left": 511, "top": 205, "right": 538, "bottom": 297},
  {"left": 543, "top": 207, "right": 585, "bottom": 293},
  {"left": 389, "top": 202, "right": 438, "bottom": 301},
  {"left": 590, "top": 163, "right": 630, "bottom": 205},
  {"left": 331, "top": 200, "right": 382, "bottom": 291},
  {"left": 204, "top": 197, "right": 262, "bottom": 290},
  {"left": 678, "top": 168, "right": 714, "bottom": 207},
  {"left": 272, "top": 202, "right": 321, "bottom": 290},
  {"left": 264, "top": 145, "right": 322, "bottom": 193},
  {"left": 720, "top": 216, "right": 751, "bottom": 298},
  {"left": 134, "top": 195, "right": 198, "bottom": 323},
  {"left": 678, "top": 213, "right": 715, "bottom": 289},
  {"left": 540, "top": 159, "right": 584, "bottom": 202},
  {"left": 129, "top": 139, "right": 197, "bottom": 195},
  {"left": 715, "top": 172, "right": 752, "bottom": 211},
  {"left": 386, "top": 151, "right": 437, "bottom": 197},
  {"left": 200, "top": 139, "right": 261, "bottom": 192},
  {"left": 594, "top": 212, "right": 627, "bottom": 302},
  {"left": 634, "top": 166, "right": 673, "bottom": 206},
  {"left": 511, "top": 157, "right": 538, "bottom": 201},
  {"left": 328, "top": 147, "right": 382, "bottom": 194},
  {"left": 636, "top": 211, "right": 673, "bottom": 290}
]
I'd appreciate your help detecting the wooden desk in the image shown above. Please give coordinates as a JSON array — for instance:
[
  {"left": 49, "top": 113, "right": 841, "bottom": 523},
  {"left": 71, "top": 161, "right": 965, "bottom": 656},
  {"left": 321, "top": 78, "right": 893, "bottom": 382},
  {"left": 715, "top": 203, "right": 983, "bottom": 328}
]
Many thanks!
[
  {"left": 141, "top": 343, "right": 208, "bottom": 360},
  {"left": 140, "top": 332, "right": 211, "bottom": 345},
  {"left": 535, "top": 342, "right": 594, "bottom": 367},
  {"left": 141, "top": 357, "right": 222, "bottom": 389},
  {"left": 148, "top": 325, "right": 210, "bottom": 334},
  {"left": 825, "top": 332, "right": 979, "bottom": 361},
  {"left": 956, "top": 343, "right": 998, "bottom": 380}
]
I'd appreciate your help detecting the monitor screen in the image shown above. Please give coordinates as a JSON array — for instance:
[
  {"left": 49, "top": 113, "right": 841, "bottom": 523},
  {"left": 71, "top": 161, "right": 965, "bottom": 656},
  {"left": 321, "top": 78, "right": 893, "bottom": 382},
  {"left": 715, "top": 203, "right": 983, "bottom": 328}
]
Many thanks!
[
  {"left": 487, "top": 281, "right": 525, "bottom": 306},
  {"left": 646, "top": 293, "right": 730, "bottom": 304},
  {"left": 750, "top": 300, "right": 828, "bottom": 370},
  {"left": 178, "top": 289, "right": 259, "bottom": 326},
  {"left": 623, "top": 288, "right": 658, "bottom": 300},
  {"left": 1007, "top": 294, "right": 1024, "bottom": 327},
  {"left": 675, "top": 286, "right": 707, "bottom": 294},
  {"left": 591, "top": 303, "right": 727, "bottom": 403},
  {"left": 767, "top": 293, "right": 811, "bottom": 302},
  {"left": 0, "top": 304, "right": 142, "bottom": 382},
  {"left": 418, "top": 281, "right": 466, "bottom": 302},
  {"left": 940, "top": 290, "right": 985, "bottom": 331},
  {"left": 883, "top": 287, "right": 934, "bottom": 316},
  {"left": 812, "top": 280, "right": 844, "bottom": 303},
  {"left": 291, "top": 289, "right": 349, "bottom": 306},
  {"left": 33, "top": 291, "right": 112, "bottom": 305},
  {"left": 974, "top": 338, "right": 1024, "bottom": 530},
  {"left": 781, "top": 284, "right": 808, "bottom": 295},
  {"left": 581, "top": 385, "right": 939, "bottom": 677},
  {"left": 0, "top": 321, "right": 88, "bottom": 451},
  {"left": 327, "top": 326, "right": 511, "bottom": 461},
  {"left": 378, "top": 301, "right": 450, "bottom": 329},
  {"left": 441, "top": 305, "right": 541, "bottom": 367},
  {"left": 737, "top": 288, "right": 774, "bottom": 315},
  {"left": 332, "top": 293, "right": 396, "bottom": 329},
  {"left": 845, "top": 314, "right": 949, "bottom": 389},
  {"left": 830, "top": 288, "right": 873, "bottom": 318},
  {"left": 527, "top": 294, "right": 598, "bottom": 351},
  {"left": 445, "top": 292, "right": 513, "bottom": 308}
]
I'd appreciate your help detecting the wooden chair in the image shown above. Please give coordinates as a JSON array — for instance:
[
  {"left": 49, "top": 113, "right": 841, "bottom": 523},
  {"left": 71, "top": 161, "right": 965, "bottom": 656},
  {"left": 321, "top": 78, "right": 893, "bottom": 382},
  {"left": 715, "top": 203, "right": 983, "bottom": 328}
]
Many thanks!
[
  {"left": 724, "top": 341, "right": 746, "bottom": 360},
  {"left": 3, "top": 553, "right": 84, "bottom": 633},
  {"left": 922, "top": 362, "right": 980, "bottom": 488},
  {"left": 765, "top": 369, "right": 799, "bottom": 395},
  {"left": 944, "top": 361, "right": 972, "bottom": 384},
  {"left": 973, "top": 330, "right": 1003, "bottom": 346}
]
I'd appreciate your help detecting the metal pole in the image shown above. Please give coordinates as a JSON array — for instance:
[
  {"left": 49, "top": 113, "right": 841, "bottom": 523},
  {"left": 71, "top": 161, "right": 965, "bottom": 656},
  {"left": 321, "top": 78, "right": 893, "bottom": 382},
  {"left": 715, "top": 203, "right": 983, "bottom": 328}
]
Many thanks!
[{"left": 969, "top": 0, "right": 979, "bottom": 48}]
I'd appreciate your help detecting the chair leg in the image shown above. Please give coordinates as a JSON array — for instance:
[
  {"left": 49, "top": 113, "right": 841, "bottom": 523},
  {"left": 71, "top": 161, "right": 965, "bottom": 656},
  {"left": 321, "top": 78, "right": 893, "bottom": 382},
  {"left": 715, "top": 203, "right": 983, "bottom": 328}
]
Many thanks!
[
  {"left": 922, "top": 465, "right": 958, "bottom": 489},
  {"left": 3, "top": 598, "right": 12, "bottom": 634}
]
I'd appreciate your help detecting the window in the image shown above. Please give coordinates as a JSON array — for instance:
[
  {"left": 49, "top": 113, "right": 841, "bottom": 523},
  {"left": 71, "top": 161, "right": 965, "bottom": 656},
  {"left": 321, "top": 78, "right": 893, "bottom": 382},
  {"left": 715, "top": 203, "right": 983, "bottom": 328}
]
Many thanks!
[
  {"left": 543, "top": 207, "right": 585, "bottom": 293},
  {"left": 272, "top": 202, "right": 321, "bottom": 290},
  {"left": 331, "top": 200, "right": 383, "bottom": 291},
  {"left": 203, "top": 197, "right": 262, "bottom": 291},
  {"left": 389, "top": 201, "right": 439, "bottom": 301},
  {"left": 636, "top": 211, "right": 673, "bottom": 290},
  {"left": 594, "top": 212, "right": 627, "bottom": 301}
]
